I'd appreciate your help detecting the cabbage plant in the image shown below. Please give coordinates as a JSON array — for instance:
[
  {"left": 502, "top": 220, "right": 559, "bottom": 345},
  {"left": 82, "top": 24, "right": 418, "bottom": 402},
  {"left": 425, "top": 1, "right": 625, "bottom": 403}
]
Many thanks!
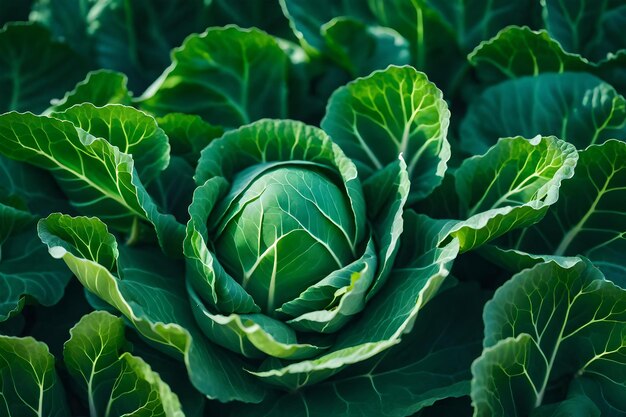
[{"left": 2, "top": 1, "right": 626, "bottom": 417}]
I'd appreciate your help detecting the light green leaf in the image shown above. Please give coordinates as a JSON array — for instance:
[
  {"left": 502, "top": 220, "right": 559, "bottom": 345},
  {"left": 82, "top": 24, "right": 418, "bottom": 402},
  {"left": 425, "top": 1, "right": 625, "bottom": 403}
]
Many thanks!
[
  {"left": 447, "top": 136, "right": 577, "bottom": 253},
  {"left": 0, "top": 336, "right": 69, "bottom": 416},
  {"left": 542, "top": 0, "right": 626, "bottom": 61},
  {"left": 322, "top": 65, "right": 450, "bottom": 202},
  {"left": 140, "top": 26, "right": 288, "bottom": 127},
  {"left": 498, "top": 140, "right": 626, "bottom": 285},
  {"left": 0, "top": 111, "right": 183, "bottom": 255},
  {"left": 471, "top": 260, "right": 626, "bottom": 416},
  {"left": 188, "top": 285, "right": 328, "bottom": 360},
  {"left": 460, "top": 72, "right": 626, "bottom": 154},
  {"left": 51, "top": 103, "right": 170, "bottom": 183},
  {"left": 156, "top": 113, "right": 223, "bottom": 167},
  {"left": 283, "top": 237, "right": 377, "bottom": 333},
  {"left": 0, "top": 22, "right": 89, "bottom": 113},
  {"left": 38, "top": 214, "right": 268, "bottom": 403},
  {"left": 251, "top": 212, "right": 458, "bottom": 389},
  {"left": 321, "top": 17, "right": 410, "bottom": 77},
  {"left": 64, "top": 311, "right": 185, "bottom": 417},
  {"left": 47, "top": 70, "right": 132, "bottom": 113}
]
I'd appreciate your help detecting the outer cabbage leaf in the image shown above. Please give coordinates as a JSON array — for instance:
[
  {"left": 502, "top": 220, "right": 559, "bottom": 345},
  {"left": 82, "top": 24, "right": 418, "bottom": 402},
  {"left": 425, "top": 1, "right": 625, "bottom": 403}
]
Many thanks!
[
  {"left": 47, "top": 70, "right": 132, "bottom": 113},
  {"left": 140, "top": 26, "right": 288, "bottom": 127},
  {"left": 279, "top": 0, "right": 373, "bottom": 53},
  {"left": 321, "top": 17, "right": 410, "bottom": 78},
  {"left": 156, "top": 113, "right": 223, "bottom": 167},
  {"left": 51, "top": 103, "right": 170, "bottom": 184},
  {"left": 64, "top": 311, "right": 185, "bottom": 417},
  {"left": 461, "top": 72, "right": 626, "bottom": 154},
  {"left": 542, "top": 0, "right": 626, "bottom": 61},
  {"left": 0, "top": 111, "right": 183, "bottom": 255},
  {"left": 468, "top": 26, "right": 591, "bottom": 83},
  {"left": 0, "top": 336, "right": 69, "bottom": 416},
  {"left": 0, "top": 22, "right": 89, "bottom": 113},
  {"left": 235, "top": 283, "right": 486, "bottom": 417},
  {"left": 490, "top": 140, "right": 626, "bottom": 285},
  {"left": 471, "top": 259, "right": 626, "bottom": 416},
  {"left": 447, "top": 136, "right": 577, "bottom": 252},
  {"left": 38, "top": 213, "right": 269, "bottom": 403},
  {"left": 322, "top": 65, "right": 450, "bottom": 202},
  {"left": 31, "top": 0, "right": 213, "bottom": 92}
]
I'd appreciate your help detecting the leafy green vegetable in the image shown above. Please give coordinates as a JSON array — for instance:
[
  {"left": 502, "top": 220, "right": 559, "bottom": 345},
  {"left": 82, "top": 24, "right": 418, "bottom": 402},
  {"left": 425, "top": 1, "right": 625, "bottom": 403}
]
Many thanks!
[
  {"left": 461, "top": 72, "right": 626, "bottom": 153},
  {"left": 322, "top": 65, "right": 450, "bottom": 201},
  {"left": 472, "top": 259, "right": 626, "bottom": 416},
  {"left": 1, "top": 1, "right": 626, "bottom": 416},
  {"left": 139, "top": 26, "right": 288, "bottom": 126},
  {"left": 0, "top": 22, "right": 89, "bottom": 113},
  {"left": 64, "top": 311, "right": 185, "bottom": 417},
  {"left": 0, "top": 336, "right": 69, "bottom": 416}
]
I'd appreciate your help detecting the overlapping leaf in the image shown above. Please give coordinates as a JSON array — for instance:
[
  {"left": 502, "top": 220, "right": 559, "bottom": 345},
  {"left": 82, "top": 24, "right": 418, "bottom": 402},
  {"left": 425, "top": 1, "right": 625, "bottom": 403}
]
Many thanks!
[
  {"left": 0, "top": 336, "right": 69, "bottom": 416},
  {"left": 489, "top": 140, "right": 626, "bottom": 285},
  {"left": 461, "top": 72, "right": 626, "bottom": 153},
  {"left": 140, "top": 26, "right": 288, "bottom": 127},
  {"left": 38, "top": 213, "right": 268, "bottom": 403},
  {"left": 64, "top": 311, "right": 185, "bottom": 417},
  {"left": 0, "top": 22, "right": 89, "bottom": 113},
  {"left": 322, "top": 65, "right": 450, "bottom": 201},
  {"left": 472, "top": 260, "right": 626, "bottom": 416},
  {"left": 0, "top": 110, "right": 183, "bottom": 254}
]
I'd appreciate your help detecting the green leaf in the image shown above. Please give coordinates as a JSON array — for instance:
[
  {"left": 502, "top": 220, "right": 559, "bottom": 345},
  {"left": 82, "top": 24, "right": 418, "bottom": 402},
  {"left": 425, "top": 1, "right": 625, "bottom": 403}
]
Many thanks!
[
  {"left": 148, "top": 156, "right": 196, "bottom": 224},
  {"left": 64, "top": 311, "right": 185, "bottom": 417},
  {"left": 468, "top": 26, "right": 592, "bottom": 84},
  {"left": 32, "top": 0, "right": 213, "bottom": 92},
  {"left": 423, "top": 0, "right": 540, "bottom": 51},
  {"left": 321, "top": 17, "right": 410, "bottom": 77},
  {"left": 188, "top": 284, "right": 328, "bottom": 360},
  {"left": 542, "top": 0, "right": 626, "bottom": 61},
  {"left": 0, "top": 111, "right": 183, "bottom": 255},
  {"left": 156, "top": 113, "right": 223, "bottom": 167},
  {"left": 364, "top": 0, "right": 539, "bottom": 91},
  {"left": 0, "top": 336, "right": 69, "bottom": 416},
  {"left": 241, "top": 283, "right": 486, "bottom": 417},
  {"left": 38, "top": 214, "right": 268, "bottom": 403},
  {"left": 468, "top": 26, "right": 626, "bottom": 98},
  {"left": 47, "top": 70, "right": 132, "bottom": 113},
  {"left": 460, "top": 72, "right": 626, "bottom": 154},
  {"left": 140, "top": 26, "right": 288, "bottom": 127},
  {"left": 0, "top": 226, "right": 71, "bottom": 321},
  {"left": 322, "top": 65, "right": 450, "bottom": 202},
  {"left": 447, "top": 136, "right": 578, "bottom": 253},
  {"left": 251, "top": 212, "right": 458, "bottom": 389},
  {"left": 0, "top": 22, "right": 89, "bottom": 113},
  {"left": 471, "top": 259, "right": 626, "bottom": 416},
  {"left": 51, "top": 103, "right": 170, "bottom": 184},
  {"left": 497, "top": 140, "right": 626, "bottom": 285},
  {"left": 279, "top": 0, "right": 373, "bottom": 53}
]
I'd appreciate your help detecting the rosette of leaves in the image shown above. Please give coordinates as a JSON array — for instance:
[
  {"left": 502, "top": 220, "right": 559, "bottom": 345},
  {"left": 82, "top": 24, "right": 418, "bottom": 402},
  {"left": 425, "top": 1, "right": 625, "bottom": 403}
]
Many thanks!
[{"left": 184, "top": 118, "right": 410, "bottom": 372}]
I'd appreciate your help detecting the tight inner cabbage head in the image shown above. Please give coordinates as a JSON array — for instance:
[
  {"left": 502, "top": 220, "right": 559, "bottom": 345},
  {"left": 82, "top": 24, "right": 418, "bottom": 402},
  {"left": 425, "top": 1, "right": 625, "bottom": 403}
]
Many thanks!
[{"left": 212, "top": 167, "right": 358, "bottom": 314}]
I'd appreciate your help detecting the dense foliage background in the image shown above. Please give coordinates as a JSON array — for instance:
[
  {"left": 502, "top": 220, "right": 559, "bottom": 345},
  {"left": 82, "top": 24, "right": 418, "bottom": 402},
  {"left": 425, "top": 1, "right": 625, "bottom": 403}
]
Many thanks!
[{"left": 1, "top": 1, "right": 626, "bottom": 416}]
